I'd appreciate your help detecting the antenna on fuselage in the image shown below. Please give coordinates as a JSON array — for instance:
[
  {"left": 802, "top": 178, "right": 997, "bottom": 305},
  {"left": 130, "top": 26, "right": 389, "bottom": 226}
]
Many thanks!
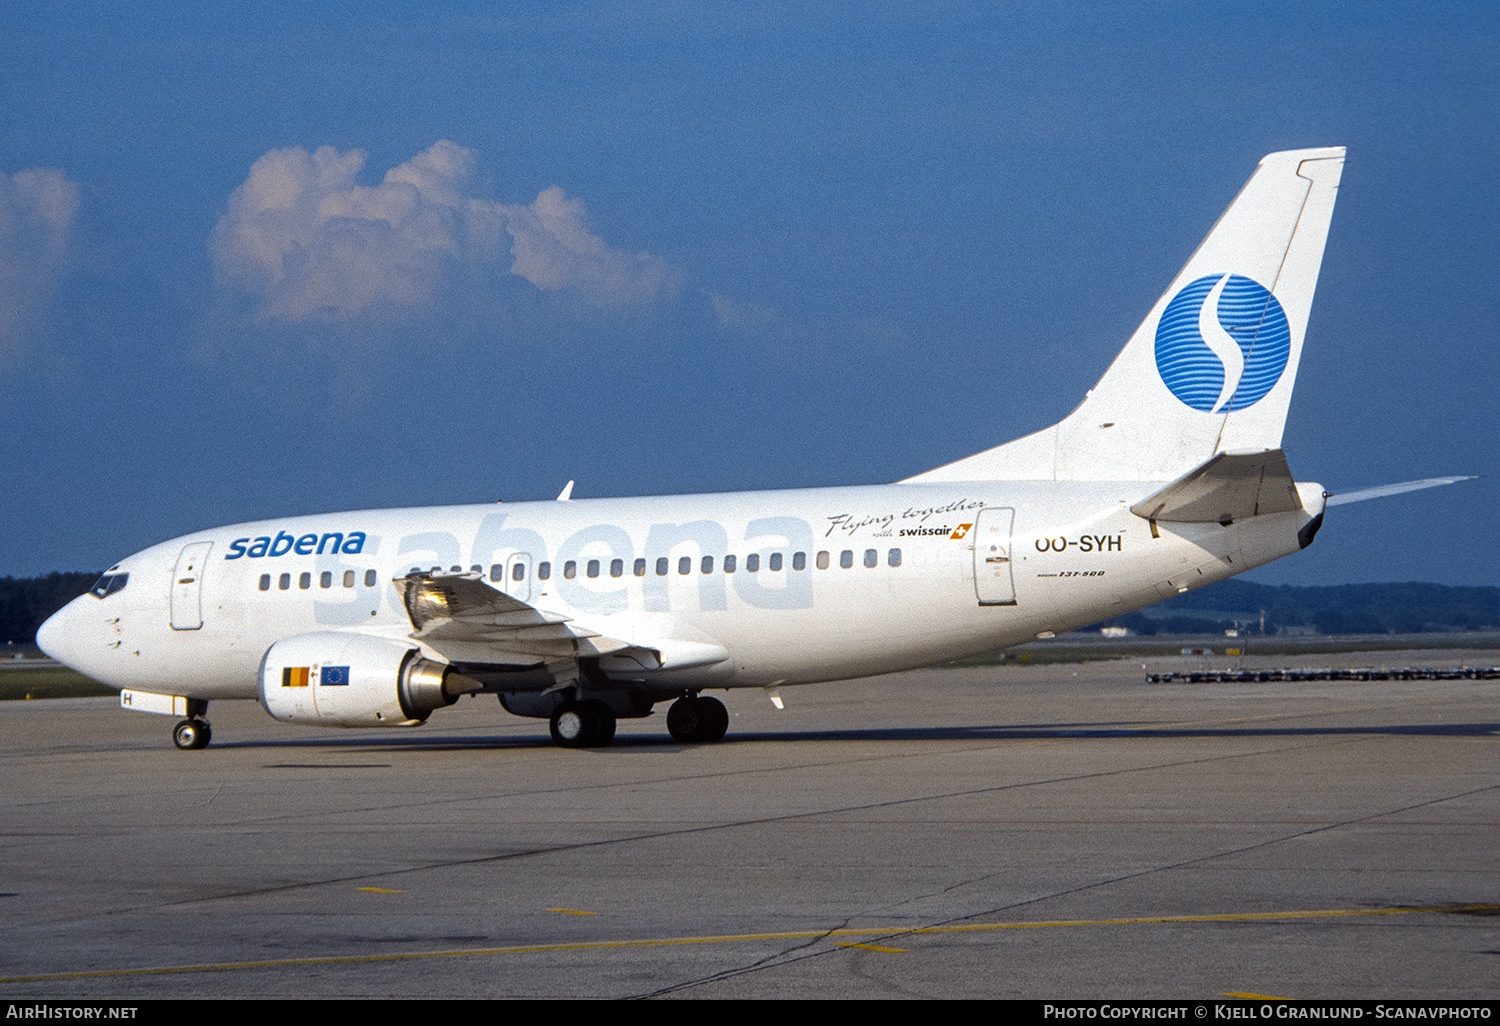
[{"left": 556, "top": 480, "right": 575, "bottom": 501}]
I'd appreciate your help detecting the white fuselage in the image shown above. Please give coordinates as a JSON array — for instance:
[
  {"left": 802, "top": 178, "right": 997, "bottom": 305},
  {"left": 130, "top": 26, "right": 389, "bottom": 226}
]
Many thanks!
[{"left": 39, "top": 478, "right": 1323, "bottom": 702}]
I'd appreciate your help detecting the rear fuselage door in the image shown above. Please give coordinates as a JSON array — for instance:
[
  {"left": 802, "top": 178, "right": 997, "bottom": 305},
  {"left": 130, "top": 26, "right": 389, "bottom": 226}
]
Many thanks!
[
  {"left": 973, "top": 507, "right": 1016, "bottom": 606},
  {"left": 171, "top": 541, "right": 213, "bottom": 630}
]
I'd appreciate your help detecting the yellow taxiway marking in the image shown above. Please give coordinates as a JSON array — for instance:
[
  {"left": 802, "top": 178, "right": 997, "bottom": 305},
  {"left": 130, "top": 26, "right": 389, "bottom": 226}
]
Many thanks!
[
  {"left": 547, "top": 908, "right": 598, "bottom": 916},
  {"left": 836, "top": 942, "right": 907, "bottom": 953},
  {"left": 3, "top": 903, "right": 1495, "bottom": 984},
  {"left": 355, "top": 887, "right": 403, "bottom": 894},
  {"left": 1223, "top": 993, "right": 1290, "bottom": 1001}
]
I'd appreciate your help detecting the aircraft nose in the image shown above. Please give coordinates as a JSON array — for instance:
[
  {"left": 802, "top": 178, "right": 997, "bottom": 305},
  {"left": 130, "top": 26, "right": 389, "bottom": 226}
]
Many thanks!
[{"left": 36, "top": 599, "right": 80, "bottom": 666}]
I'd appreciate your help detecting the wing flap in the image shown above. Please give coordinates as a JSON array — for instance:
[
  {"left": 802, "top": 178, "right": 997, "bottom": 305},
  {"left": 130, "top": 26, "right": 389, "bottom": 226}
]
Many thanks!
[
  {"left": 393, "top": 571, "right": 616, "bottom": 656},
  {"left": 391, "top": 572, "right": 722, "bottom": 671}
]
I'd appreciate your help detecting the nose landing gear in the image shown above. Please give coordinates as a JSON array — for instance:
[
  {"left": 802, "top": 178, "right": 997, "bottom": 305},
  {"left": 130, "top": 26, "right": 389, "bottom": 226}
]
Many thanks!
[{"left": 172, "top": 718, "right": 212, "bottom": 750}]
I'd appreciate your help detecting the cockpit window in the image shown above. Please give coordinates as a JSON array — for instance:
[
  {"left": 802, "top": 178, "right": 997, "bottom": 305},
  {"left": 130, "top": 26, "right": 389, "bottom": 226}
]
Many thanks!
[{"left": 89, "top": 572, "right": 130, "bottom": 599}]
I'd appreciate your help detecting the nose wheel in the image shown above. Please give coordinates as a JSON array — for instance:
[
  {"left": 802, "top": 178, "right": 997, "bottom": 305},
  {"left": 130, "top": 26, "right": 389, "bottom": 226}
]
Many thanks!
[
  {"left": 666, "top": 695, "right": 728, "bottom": 743},
  {"left": 172, "top": 718, "right": 212, "bottom": 750}
]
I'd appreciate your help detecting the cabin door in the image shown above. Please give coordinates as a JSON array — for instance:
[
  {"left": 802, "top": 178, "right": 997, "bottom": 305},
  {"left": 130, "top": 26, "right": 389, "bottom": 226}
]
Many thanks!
[
  {"left": 170, "top": 541, "right": 213, "bottom": 630},
  {"left": 972, "top": 508, "right": 1016, "bottom": 606}
]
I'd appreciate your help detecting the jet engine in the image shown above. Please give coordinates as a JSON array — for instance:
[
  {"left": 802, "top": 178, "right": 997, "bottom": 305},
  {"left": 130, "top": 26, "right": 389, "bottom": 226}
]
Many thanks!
[{"left": 258, "top": 632, "right": 473, "bottom": 727}]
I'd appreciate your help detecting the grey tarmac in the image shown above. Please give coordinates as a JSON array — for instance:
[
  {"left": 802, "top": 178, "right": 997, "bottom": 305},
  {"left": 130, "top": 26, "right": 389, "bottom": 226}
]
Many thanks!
[{"left": 1, "top": 650, "right": 1497, "bottom": 1000}]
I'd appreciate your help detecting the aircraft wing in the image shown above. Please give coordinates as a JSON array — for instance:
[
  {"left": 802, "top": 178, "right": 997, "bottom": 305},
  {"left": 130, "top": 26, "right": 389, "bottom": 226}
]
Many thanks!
[
  {"left": 1130, "top": 448, "right": 1303, "bottom": 524},
  {"left": 394, "top": 570, "right": 617, "bottom": 657},
  {"left": 391, "top": 571, "right": 727, "bottom": 672}
]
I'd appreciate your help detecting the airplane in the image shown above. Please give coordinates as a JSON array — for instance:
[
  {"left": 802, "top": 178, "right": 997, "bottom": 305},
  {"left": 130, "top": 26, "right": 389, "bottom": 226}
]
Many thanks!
[{"left": 36, "top": 146, "right": 1470, "bottom": 751}]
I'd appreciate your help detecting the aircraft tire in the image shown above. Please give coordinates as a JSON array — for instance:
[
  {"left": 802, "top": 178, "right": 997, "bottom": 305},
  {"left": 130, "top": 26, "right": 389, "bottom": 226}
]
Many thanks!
[
  {"left": 550, "top": 701, "right": 616, "bottom": 748},
  {"left": 172, "top": 718, "right": 211, "bottom": 750},
  {"left": 695, "top": 696, "right": 729, "bottom": 742},
  {"left": 550, "top": 703, "right": 589, "bottom": 747},
  {"left": 666, "top": 696, "right": 728, "bottom": 743},
  {"left": 582, "top": 700, "right": 616, "bottom": 747},
  {"left": 666, "top": 697, "right": 700, "bottom": 742}
]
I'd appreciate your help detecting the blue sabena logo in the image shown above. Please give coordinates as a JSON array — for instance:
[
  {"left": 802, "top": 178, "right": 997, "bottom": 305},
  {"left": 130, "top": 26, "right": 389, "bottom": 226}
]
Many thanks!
[{"left": 1154, "top": 273, "right": 1290, "bottom": 412}]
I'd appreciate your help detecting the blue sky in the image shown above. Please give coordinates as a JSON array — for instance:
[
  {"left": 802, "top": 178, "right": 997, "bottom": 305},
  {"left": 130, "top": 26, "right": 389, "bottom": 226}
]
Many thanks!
[{"left": 1, "top": 2, "right": 1495, "bottom": 585}]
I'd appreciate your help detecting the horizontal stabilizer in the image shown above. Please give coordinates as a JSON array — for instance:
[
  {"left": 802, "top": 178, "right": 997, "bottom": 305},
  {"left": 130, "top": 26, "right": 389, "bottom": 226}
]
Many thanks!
[
  {"left": 1325, "top": 475, "right": 1474, "bottom": 507},
  {"left": 1130, "top": 449, "right": 1302, "bottom": 524}
]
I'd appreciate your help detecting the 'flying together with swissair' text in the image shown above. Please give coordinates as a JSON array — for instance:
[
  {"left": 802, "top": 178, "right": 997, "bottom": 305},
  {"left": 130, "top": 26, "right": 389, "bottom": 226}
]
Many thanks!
[{"left": 38, "top": 147, "right": 1468, "bottom": 750}]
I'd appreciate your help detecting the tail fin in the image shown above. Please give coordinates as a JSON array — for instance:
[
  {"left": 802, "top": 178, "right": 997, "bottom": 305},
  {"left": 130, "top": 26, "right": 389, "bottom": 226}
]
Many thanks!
[{"left": 906, "top": 147, "right": 1345, "bottom": 483}]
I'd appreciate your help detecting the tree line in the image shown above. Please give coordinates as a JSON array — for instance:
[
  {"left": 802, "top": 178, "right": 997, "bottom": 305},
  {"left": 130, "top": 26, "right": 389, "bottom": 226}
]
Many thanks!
[{"left": 1, "top": 573, "right": 98, "bottom": 649}]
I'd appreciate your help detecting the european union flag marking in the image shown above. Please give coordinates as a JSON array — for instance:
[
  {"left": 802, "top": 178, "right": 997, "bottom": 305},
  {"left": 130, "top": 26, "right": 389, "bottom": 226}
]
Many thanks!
[{"left": 322, "top": 665, "right": 351, "bottom": 687}]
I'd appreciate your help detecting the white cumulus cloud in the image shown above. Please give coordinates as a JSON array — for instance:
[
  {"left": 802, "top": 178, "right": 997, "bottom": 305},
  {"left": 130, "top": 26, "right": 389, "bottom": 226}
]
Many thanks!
[
  {"left": 0, "top": 167, "right": 80, "bottom": 361},
  {"left": 211, "top": 141, "right": 680, "bottom": 323}
]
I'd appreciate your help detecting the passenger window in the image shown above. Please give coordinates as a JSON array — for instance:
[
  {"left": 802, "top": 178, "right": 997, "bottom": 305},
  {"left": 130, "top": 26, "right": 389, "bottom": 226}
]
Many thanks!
[
  {"left": 864, "top": 549, "right": 877, "bottom": 568},
  {"left": 840, "top": 550, "right": 853, "bottom": 569},
  {"left": 490, "top": 564, "right": 503, "bottom": 582},
  {"left": 701, "top": 555, "right": 714, "bottom": 574},
  {"left": 563, "top": 561, "right": 577, "bottom": 580},
  {"left": 609, "top": 558, "right": 622, "bottom": 578},
  {"left": 656, "top": 557, "right": 669, "bottom": 576},
  {"left": 678, "top": 556, "right": 691, "bottom": 575},
  {"left": 792, "top": 552, "right": 806, "bottom": 571},
  {"left": 513, "top": 563, "right": 526, "bottom": 582},
  {"left": 724, "top": 554, "right": 736, "bottom": 573},
  {"left": 888, "top": 548, "right": 902, "bottom": 567},
  {"left": 365, "top": 569, "right": 377, "bottom": 587},
  {"left": 817, "top": 551, "right": 830, "bottom": 570},
  {"left": 259, "top": 574, "right": 271, "bottom": 591},
  {"left": 538, "top": 562, "right": 552, "bottom": 581},
  {"left": 279, "top": 573, "right": 290, "bottom": 591},
  {"left": 320, "top": 571, "right": 332, "bottom": 589},
  {"left": 343, "top": 570, "right": 355, "bottom": 588},
  {"left": 746, "top": 553, "right": 759, "bottom": 572},
  {"left": 769, "top": 553, "right": 783, "bottom": 571},
  {"left": 634, "top": 558, "right": 646, "bottom": 577},
  {"left": 587, "top": 559, "right": 600, "bottom": 578},
  {"left": 300, "top": 572, "right": 311, "bottom": 589}
]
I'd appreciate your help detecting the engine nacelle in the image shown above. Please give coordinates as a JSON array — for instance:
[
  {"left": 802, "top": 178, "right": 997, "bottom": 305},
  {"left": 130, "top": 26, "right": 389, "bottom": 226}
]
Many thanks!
[{"left": 258, "top": 632, "right": 460, "bottom": 727}]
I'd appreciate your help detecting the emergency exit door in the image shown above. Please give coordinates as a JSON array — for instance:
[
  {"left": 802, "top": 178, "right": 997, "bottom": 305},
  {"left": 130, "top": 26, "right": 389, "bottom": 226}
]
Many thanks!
[{"left": 503, "top": 553, "right": 533, "bottom": 602}]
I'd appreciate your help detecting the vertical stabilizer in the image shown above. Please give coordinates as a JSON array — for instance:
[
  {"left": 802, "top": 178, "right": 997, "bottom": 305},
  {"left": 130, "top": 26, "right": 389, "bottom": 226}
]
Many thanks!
[{"left": 906, "top": 147, "right": 1344, "bottom": 483}]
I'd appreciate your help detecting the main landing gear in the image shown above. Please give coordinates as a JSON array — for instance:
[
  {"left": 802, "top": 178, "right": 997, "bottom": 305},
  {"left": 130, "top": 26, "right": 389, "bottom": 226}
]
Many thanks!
[
  {"left": 546, "top": 693, "right": 729, "bottom": 747},
  {"left": 549, "top": 700, "right": 617, "bottom": 748},
  {"left": 666, "top": 694, "right": 728, "bottom": 743},
  {"left": 172, "top": 717, "right": 212, "bottom": 750}
]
